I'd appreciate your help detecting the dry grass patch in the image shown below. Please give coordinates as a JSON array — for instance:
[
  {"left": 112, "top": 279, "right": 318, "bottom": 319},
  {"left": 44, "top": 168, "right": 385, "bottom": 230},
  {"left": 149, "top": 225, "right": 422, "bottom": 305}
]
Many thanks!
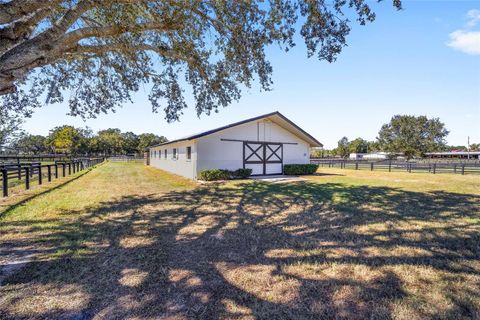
[{"left": 0, "top": 162, "right": 479, "bottom": 319}]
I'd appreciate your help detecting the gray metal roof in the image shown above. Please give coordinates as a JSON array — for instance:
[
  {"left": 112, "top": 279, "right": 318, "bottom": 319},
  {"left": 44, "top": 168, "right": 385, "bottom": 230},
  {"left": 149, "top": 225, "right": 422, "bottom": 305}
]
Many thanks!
[
  {"left": 425, "top": 151, "right": 480, "bottom": 155},
  {"left": 150, "top": 111, "right": 322, "bottom": 148}
]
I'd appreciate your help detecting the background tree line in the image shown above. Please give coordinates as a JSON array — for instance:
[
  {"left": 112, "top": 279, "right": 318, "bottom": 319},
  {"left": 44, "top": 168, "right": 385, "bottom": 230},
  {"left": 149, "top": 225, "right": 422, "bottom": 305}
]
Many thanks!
[
  {"left": 313, "top": 115, "right": 478, "bottom": 159},
  {"left": 10, "top": 126, "right": 167, "bottom": 156}
]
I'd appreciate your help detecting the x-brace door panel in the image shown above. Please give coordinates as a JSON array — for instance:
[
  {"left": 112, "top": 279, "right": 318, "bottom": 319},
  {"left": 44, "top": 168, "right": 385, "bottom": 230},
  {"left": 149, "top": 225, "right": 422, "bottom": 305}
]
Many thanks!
[{"left": 244, "top": 142, "right": 283, "bottom": 175}]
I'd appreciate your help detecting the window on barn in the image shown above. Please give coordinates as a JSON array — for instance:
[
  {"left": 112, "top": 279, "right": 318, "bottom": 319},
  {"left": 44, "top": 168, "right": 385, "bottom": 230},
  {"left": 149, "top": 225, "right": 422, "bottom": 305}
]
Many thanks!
[
  {"left": 164, "top": 149, "right": 167, "bottom": 159},
  {"left": 154, "top": 150, "right": 157, "bottom": 158},
  {"left": 173, "top": 148, "right": 177, "bottom": 159},
  {"left": 186, "top": 146, "right": 191, "bottom": 160}
]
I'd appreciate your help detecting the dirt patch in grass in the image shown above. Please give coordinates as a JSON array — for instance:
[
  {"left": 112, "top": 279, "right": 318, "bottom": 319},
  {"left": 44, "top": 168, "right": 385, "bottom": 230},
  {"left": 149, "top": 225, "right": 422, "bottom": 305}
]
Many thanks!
[{"left": 0, "top": 162, "right": 479, "bottom": 319}]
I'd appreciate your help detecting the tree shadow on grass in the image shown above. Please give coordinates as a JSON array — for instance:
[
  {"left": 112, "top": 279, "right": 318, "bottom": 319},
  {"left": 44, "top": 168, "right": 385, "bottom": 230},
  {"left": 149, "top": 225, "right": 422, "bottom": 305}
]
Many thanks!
[
  {"left": 0, "top": 167, "right": 95, "bottom": 220},
  {"left": 1, "top": 181, "right": 479, "bottom": 319}
]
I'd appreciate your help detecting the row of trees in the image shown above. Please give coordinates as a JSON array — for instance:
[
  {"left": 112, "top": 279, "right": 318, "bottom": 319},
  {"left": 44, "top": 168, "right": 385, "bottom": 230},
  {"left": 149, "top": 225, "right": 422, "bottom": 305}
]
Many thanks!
[
  {"left": 10, "top": 126, "right": 167, "bottom": 155},
  {"left": 316, "top": 115, "right": 478, "bottom": 159},
  {"left": 332, "top": 137, "right": 380, "bottom": 158},
  {"left": 446, "top": 144, "right": 480, "bottom": 152}
]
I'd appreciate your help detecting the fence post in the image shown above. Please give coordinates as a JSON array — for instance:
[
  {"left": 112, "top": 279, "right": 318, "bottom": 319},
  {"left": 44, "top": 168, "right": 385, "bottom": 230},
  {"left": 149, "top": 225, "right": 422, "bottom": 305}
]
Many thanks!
[
  {"left": 55, "top": 164, "right": 58, "bottom": 178},
  {"left": 37, "top": 166, "right": 42, "bottom": 185},
  {"left": 68, "top": 162, "right": 71, "bottom": 175},
  {"left": 62, "top": 163, "right": 66, "bottom": 177},
  {"left": 25, "top": 167, "right": 30, "bottom": 190},
  {"left": 18, "top": 165, "right": 21, "bottom": 180},
  {"left": 454, "top": 164, "right": 457, "bottom": 174},
  {"left": 433, "top": 163, "right": 436, "bottom": 174},
  {"left": 389, "top": 161, "right": 392, "bottom": 172},
  {"left": 47, "top": 165, "right": 52, "bottom": 182},
  {"left": 355, "top": 161, "right": 358, "bottom": 170},
  {"left": 2, "top": 169, "right": 8, "bottom": 197},
  {"left": 461, "top": 164, "right": 465, "bottom": 175},
  {"left": 370, "top": 163, "right": 374, "bottom": 171}
]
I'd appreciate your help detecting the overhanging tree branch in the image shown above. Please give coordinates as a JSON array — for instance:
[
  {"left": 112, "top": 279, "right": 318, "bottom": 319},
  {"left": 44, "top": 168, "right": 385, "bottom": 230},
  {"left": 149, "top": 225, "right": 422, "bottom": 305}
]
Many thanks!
[
  {"left": 0, "top": 0, "right": 402, "bottom": 122},
  {"left": 0, "top": 0, "right": 54, "bottom": 24},
  {"left": 60, "top": 22, "right": 183, "bottom": 46},
  {"left": 64, "top": 43, "right": 209, "bottom": 80}
]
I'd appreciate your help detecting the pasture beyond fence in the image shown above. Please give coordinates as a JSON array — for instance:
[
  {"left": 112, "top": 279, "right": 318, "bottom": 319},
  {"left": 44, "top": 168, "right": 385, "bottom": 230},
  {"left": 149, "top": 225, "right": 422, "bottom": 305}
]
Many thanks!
[
  {"left": 1, "top": 158, "right": 104, "bottom": 197},
  {"left": 310, "top": 159, "right": 480, "bottom": 175},
  {"left": 107, "top": 155, "right": 144, "bottom": 162},
  {"left": 0, "top": 154, "right": 72, "bottom": 164}
]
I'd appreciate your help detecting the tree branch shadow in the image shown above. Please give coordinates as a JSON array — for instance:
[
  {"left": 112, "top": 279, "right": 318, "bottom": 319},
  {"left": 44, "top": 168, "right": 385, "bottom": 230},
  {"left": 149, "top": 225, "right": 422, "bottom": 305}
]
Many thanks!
[{"left": 1, "top": 181, "right": 479, "bottom": 319}]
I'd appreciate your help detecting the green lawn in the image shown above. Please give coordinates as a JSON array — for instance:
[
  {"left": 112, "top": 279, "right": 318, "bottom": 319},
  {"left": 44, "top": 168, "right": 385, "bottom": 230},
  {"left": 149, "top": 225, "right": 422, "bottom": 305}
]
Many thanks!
[{"left": 0, "top": 162, "right": 479, "bottom": 319}]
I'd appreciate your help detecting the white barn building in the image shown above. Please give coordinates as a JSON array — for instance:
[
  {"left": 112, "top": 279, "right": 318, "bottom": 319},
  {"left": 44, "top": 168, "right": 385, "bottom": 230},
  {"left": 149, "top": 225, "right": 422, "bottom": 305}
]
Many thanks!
[{"left": 148, "top": 112, "right": 322, "bottom": 179}]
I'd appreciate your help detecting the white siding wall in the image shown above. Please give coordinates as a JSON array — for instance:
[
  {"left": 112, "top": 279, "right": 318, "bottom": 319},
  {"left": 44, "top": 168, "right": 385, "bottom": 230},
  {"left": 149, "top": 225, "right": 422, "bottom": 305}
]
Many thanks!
[
  {"left": 149, "top": 141, "right": 197, "bottom": 179},
  {"left": 196, "top": 120, "right": 310, "bottom": 174}
]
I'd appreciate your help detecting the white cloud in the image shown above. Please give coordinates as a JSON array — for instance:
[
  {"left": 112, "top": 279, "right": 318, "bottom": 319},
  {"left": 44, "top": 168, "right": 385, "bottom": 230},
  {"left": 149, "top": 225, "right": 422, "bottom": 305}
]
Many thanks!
[
  {"left": 466, "top": 9, "right": 480, "bottom": 27},
  {"left": 446, "top": 9, "right": 480, "bottom": 55},
  {"left": 447, "top": 30, "right": 480, "bottom": 55}
]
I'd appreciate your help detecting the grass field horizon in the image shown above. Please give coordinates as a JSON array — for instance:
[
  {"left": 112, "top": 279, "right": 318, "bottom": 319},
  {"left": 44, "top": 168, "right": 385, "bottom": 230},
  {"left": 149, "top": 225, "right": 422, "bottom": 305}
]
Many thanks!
[{"left": 1, "top": 162, "right": 479, "bottom": 319}]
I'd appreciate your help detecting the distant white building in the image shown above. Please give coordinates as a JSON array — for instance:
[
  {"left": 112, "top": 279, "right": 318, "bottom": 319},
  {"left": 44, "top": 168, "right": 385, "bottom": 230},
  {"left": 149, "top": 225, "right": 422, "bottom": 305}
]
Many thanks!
[
  {"left": 148, "top": 112, "right": 322, "bottom": 179},
  {"left": 349, "top": 152, "right": 391, "bottom": 160},
  {"left": 424, "top": 151, "right": 480, "bottom": 159}
]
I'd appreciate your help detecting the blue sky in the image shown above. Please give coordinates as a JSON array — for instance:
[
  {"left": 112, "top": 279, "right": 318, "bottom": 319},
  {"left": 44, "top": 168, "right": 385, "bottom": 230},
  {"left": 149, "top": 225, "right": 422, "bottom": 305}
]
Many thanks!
[{"left": 23, "top": 1, "right": 480, "bottom": 149}]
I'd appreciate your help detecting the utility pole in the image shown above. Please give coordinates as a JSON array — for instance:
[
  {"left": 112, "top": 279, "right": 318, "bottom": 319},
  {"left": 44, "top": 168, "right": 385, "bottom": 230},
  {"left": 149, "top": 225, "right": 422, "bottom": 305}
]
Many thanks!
[{"left": 468, "top": 136, "right": 470, "bottom": 160}]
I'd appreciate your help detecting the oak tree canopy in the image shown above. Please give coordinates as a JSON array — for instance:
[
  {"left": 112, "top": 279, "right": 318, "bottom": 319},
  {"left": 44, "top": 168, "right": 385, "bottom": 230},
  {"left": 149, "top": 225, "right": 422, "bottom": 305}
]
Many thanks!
[
  {"left": 378, "top": 115, "right": 449, "bottom": 159},
  {"left": 0, "top": 0, "right": 401, "bottom": 122}
]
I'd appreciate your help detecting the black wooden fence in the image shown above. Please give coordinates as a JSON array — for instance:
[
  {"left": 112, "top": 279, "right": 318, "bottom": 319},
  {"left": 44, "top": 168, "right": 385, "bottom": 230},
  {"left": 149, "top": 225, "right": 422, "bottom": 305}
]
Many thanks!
[
  {"left": 1, "top": 158, "right": 104, "bottom": 197},
  {"left": 0, "top": 154, "right": 72, "bottom": 164},
  {"left": 310, "top": 159, "right": 480, "bottom": 175}
]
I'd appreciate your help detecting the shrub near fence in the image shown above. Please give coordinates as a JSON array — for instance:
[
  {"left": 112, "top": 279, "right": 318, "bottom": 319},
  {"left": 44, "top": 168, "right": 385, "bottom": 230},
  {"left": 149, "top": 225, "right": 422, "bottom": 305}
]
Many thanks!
[
  {"left": 310, "top": 159, "right": 480, "bottom": 175},
  {"left": 1, "top": 158, "right": 104, "bottom": 197}
]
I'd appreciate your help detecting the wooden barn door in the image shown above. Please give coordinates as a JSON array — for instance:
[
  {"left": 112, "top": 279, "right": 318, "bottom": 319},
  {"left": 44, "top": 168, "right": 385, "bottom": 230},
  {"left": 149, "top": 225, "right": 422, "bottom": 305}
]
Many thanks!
[
  {"left": 264, "top": 143, "right": 283, "bottom": 174},
  {"left": 244, "top": 142, "right": 283, "bottom": 175}
]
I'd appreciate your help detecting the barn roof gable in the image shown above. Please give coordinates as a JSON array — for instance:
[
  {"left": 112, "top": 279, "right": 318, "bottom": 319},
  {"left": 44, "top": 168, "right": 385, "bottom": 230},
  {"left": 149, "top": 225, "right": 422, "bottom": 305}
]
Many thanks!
[{"left": 150, "top": 111, "right": 322, "bottom": 148}]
